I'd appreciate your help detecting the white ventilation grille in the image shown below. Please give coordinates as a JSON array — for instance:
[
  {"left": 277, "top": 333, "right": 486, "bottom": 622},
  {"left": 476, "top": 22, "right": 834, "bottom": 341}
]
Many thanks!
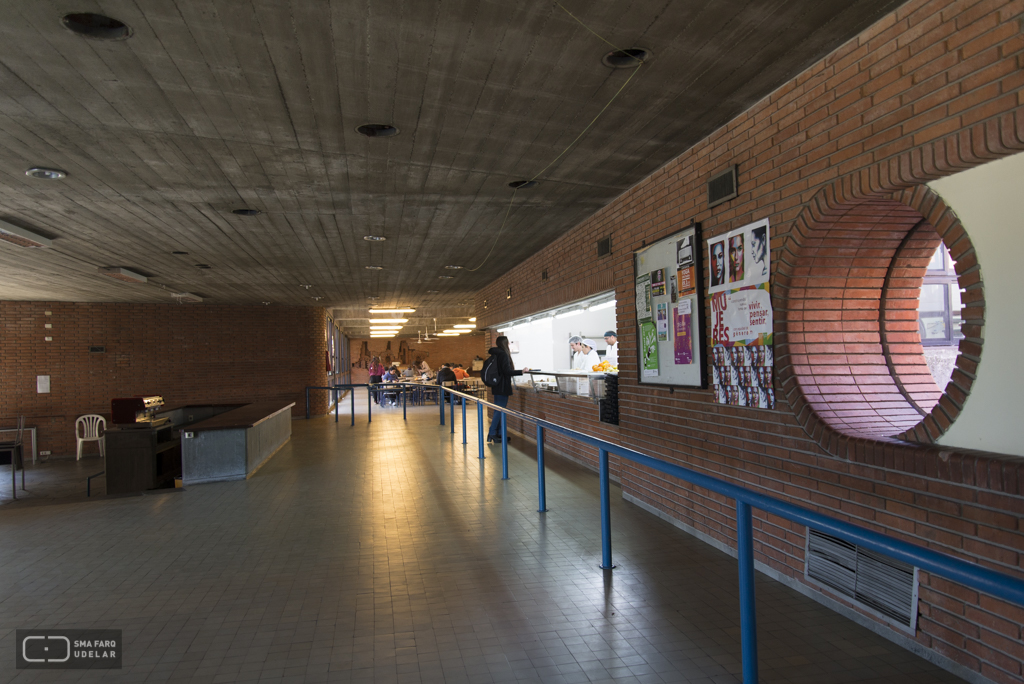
[{"left": 806, "top": 529, "right": 919, "bottom": 630}]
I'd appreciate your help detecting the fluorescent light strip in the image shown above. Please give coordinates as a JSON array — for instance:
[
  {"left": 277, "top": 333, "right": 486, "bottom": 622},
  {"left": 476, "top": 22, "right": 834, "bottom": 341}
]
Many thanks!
[
  {"left": 369, "top": 308, "right": 415, "bottom": 313},
  {"left": 589, "top": 300, "right": 616, "bottom": 311},
  {"left": 368, "top": 318, "right": 408, "bottom": 324},
  {"left": 453, "top": 324, "right": 475, "bottom": 329}
]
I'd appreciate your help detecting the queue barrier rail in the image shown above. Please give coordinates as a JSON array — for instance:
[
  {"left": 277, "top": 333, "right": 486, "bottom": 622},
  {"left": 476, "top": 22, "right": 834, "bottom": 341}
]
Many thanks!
[
  {"left": 417, "top": 383, "right": 1024, "bottom": 684},
  {"left": 305, "top": 382, "right": 444, "bottom": 425}
]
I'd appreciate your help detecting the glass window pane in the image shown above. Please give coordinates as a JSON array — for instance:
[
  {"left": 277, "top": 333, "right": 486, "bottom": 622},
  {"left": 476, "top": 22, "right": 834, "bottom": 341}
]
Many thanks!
[
  {"left": 920, "top": 316, "right": 948, "bottom": 339},
  {"left": 918, "top": 283, "right": 946, "bottom": 312},
  {"left": 950, "top": 285, "right": 963, "bottom": 312},
  {"left": 927, "top": 246, "right": 945, "bottom": 271}
]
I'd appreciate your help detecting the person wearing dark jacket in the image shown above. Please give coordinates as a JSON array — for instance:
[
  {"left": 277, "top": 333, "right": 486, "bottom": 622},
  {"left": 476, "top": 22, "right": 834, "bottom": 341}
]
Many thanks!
[{"left": 487, "top": 336, "right": 528, "bottom": 442}]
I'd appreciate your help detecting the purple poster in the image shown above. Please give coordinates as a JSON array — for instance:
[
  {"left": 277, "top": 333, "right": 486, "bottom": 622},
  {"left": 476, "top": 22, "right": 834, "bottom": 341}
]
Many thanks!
[{"left": 674, "top": 302, "right": 693, "bottom": 364}]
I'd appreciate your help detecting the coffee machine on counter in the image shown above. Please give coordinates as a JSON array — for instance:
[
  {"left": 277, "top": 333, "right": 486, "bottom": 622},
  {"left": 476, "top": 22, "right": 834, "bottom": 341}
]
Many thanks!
[{"left": 111, "top": 395, "right": 167, "bottom": 427}]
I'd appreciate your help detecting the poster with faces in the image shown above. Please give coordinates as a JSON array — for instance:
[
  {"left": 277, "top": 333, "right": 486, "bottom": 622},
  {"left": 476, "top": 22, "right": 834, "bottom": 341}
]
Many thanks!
[{"left": 708, "top": 218, "right": 770, "bottom": 294}]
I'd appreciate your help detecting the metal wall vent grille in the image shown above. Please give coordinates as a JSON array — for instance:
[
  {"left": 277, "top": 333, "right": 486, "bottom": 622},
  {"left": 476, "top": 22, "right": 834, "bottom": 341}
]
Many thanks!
[
  {"left": 806, "top": 529, "right": 919, "bottom": 629},
  {"left": 708, "top": 166, "right": 738, "bottom": 208},
  {"left": 596, "top": 237, "right": 611, "bottom": 257}
]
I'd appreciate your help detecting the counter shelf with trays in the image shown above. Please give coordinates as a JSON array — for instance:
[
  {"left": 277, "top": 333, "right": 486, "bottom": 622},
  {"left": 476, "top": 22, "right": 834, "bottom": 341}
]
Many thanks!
[{"left": 519, "top": 371, "right": 619, "bottom": 424}]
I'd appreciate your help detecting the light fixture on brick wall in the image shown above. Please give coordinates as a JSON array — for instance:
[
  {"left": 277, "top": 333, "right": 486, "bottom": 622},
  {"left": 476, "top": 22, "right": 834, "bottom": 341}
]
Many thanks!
[
  {"left": 99, "top": 267, "right": 147, "bottom": 283},
  {"left": 0, "top": 219, "right": 52, "bottom": 248}
]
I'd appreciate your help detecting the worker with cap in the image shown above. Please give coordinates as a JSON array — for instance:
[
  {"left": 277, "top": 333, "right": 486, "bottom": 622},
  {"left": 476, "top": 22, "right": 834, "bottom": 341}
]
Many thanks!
[
  {"left": 604, "top": 331, "right": 618, "bottom": 367},
  {"left": 580, "top": 338, "right": 601, "bottom": 370}
]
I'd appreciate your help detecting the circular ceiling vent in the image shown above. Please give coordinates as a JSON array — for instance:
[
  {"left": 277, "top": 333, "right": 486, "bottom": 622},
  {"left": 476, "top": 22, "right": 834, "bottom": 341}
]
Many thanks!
[
  {"left": 366, "top": 265, "right": 384, "bottom": 270},
  {"left": 508, "top": 180, "right": 538, "bottom": 189},
  {"left": 231, "top": 208, "right": 261, "bottom": 216},
  {"left": 602, "top": 47, "right": 651, "bottom": 68},
  {"left": 25, "top": 167, "right": 66, "bottom": 180},
  {"left": 363, "top": 235, "right": 387, "bottom": 242},
  {"left": 357, "top": 124, "right": 399, "bottom": 138},
  {"left": 61, "top": 13, "right": 131, "bottom": 40}
]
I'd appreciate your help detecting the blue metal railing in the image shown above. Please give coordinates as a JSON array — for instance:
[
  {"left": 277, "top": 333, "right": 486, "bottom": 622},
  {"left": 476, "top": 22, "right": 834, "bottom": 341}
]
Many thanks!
[
  {"left": 305, "top": 382, "right": 443, "bottom": 425},
  {"left": 420, "top": 384, "right": 1024, "bottom": 684}
]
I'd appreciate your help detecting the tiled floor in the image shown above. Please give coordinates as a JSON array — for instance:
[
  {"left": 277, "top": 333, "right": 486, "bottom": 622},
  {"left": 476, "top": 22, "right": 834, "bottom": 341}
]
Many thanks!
[
  {"left": 0, "top": 395, "right": 964, "bottom": 683},
  {"left": 0, "top": 454, "right": 109, "bottom": 506}
]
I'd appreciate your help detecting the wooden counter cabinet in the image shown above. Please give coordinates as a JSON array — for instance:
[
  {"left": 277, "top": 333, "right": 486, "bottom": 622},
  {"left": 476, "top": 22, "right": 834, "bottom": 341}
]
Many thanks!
[{"left": 105, "top": 423, "right": 181, "bottom": 494}]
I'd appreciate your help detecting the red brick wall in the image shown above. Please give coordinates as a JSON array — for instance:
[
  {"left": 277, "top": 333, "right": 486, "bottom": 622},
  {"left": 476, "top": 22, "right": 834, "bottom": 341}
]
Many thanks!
[
  {"left": 348, "top": 334, "right": 488, "bottom": 383},
  {"left": 476, "top": 2, "right": 1024, "bottom": 682},
  {"left": 0, "top": 302, "right": 329, "bottom": 456}
]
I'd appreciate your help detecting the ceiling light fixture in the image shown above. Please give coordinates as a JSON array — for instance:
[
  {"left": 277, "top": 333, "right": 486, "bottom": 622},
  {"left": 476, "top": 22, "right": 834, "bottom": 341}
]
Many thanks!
[
  {"left": 368, "top": 318, "right": 408, "bottom": 324},
  {"left": 357, "top": 124, "right": 399, "bottom": 138},
  {"left": 555, "top": 309, "right": 584, "bottom": 319},
  {"left": 62, "top": 13, "right": 131, "bottom": 40},
  {"left": 426, "top": 290, "right": 440, "bottom": 294},
  {"left": 438, "top": 275, "right": 453, "bottom": 280},
  {"left": 370, "top": 333, "right": 396, "bottom": 338},
  {"left": 602, "top": 47, "right": 651, "bottom": 68},
  {"left": 25, "top": 167, "right": 66, "bottom": 180},
  {"left": 99, "top": 267, "right": 147, "bottom": 283},
  {"left": 453, "top": 324, "right": 475, "bottom": 329},
  {"left": 311, "top": 296, "right": 324, "bottom": 301},
  {"left": 508, "top": 180, "right": 538, "bottom": 189},
  {"left": 0, "top": 220, "right": 52, "bottom": 248},
  {"left": 370, "top": 308, "right": 415, "bottom": 313},
  {"left": 262, "top": 302, "right": 271, "bottom": 305},
  {"left": 366, "top": 265, "right": 383, "bottom": 270},
  {"left": 444, "top": 265, "right": 463, "bottom": 270},
  {"left": 469, "top": 317, "right": 476, "bottom": 322},
  {"left": 363, "top": 235, "right": 387, "bottom": 242},
  {"left": 171, "top": 292, "right": 203, "bottom": 303},
  {"left": 589, "top": 300, "right": 616, "bottom": 311},
  {"left": 232, "top": 208, "right": 261, "bottom": 216}
]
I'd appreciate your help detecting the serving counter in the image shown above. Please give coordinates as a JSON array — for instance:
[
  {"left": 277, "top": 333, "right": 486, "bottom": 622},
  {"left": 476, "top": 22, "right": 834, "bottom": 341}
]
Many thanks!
[
  {"left": 180, "top": 401, "right": 295, "bottom": 485},
  {"left": 519, "top": 371, "right": 619, "bottom": 424}
]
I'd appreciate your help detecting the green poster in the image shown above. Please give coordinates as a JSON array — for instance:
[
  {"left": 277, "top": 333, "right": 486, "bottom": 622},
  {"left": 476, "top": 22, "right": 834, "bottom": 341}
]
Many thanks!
[{"left": 641, "top": 321, "right": 659, "bottom": 377}]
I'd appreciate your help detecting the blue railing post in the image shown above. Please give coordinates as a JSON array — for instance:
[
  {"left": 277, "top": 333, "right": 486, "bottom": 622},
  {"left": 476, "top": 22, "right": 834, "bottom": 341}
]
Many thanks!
[
  {"left": 537, "top": 424, "right": 547, "bottom": 512},
  {"left": 350, "top": 389, "right": 355, "bottom": 426},
  {"left": 305, "top": 387, "right": 310, "bottom": 419},
  {"left": 440, "top": 388, "right": 445, "bottom": 425},
  {"left": 599, "top": 448, "right": 614, "bottom": 569},
  {"left": 477, "top": 401, "right": 484, "bottom": 459},
  {"left": 462, "top": 397, "right": 467, "bottom": 444},
  {"left": 501, "top": 412, "right": 509, "bottom": 479},
  {"left": 335, "top": 388, "right": 339, "bottom": 423},
  {"left": 403, "top": 386, "right": 407, "bottom": 421},
  {"left": 450, "top": 391, "right": 455, "bottom": 434},
  {"left": 367, "top": 385, "right": 372, "bottom": 424},
  {"left": 737, "top": 500, "right": 759, "bottom": 684}
]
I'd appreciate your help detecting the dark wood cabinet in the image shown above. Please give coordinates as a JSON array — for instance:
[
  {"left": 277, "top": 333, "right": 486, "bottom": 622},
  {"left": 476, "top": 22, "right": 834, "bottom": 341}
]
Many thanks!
[{"left": 105, "top": 424, "right": 181, "bottom": 494}]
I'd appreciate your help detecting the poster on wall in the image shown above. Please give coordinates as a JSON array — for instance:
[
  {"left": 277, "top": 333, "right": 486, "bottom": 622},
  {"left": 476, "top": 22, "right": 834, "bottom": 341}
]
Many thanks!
[
  {"left": 656, "top": 303, "right": 669, "bottom": 341},
  {"left": 636, "top": 273, "right": 653, "bottom": 322},
  {"left": 708, "top": 218, "right": 770, "bottom": 294},
  {"left": 710, "top": 218, "right": 774, "bottom": 409},
  {"left": 634, "top": 221, "right": 706, "bottom": 388},
  {"left": 640, "top": 321, "right": 660, "bottom": 377}
]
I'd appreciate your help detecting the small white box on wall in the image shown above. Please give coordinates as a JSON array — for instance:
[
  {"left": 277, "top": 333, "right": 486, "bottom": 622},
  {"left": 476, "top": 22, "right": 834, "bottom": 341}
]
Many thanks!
[{"left": 37, "top": 375, "right": 50, "bottom": 393}]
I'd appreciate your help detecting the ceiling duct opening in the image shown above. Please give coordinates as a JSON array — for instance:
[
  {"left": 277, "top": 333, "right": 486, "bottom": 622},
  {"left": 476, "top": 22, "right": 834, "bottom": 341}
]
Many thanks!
[
  {"left": 602, "top": 48, "right": 651, "bottom": 68},
  {"left": 62, "top": 13, "right": 131, "bottom": 40}
]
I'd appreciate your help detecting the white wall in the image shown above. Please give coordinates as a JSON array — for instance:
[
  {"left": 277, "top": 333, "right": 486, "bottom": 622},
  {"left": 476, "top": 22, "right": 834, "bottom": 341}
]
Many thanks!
[{"left": 929, "top": 151, "right": 1024, "bottom": 457}]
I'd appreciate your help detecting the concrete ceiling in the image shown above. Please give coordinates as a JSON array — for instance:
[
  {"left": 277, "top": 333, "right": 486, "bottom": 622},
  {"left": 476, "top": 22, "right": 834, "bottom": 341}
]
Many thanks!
[{"left": 0, "top": 0, "right": 902, "bottom": 336}]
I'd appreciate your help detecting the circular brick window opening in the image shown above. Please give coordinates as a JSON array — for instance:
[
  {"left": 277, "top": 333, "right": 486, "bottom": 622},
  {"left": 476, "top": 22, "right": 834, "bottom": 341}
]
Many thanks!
[{"left": 781, "top": 188, "right": 981, "bottom": 443}]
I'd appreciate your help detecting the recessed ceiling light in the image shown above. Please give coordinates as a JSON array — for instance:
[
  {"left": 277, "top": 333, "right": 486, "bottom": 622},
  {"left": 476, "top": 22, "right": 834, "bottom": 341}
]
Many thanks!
[
  {"left": 99, "top": 267, "right": 147, "bottom": 283},
  {"left": 61, "top": 13, "right": 131, "bottom": 40},
  {"left": 357, "top": 124, "right": 399, "bottom": 138},
  {"left": 508, "top": 180, "right": 538, "bottom": 189},
  {"left": 366, "top": 265, "right": 384, "bottom": 270},
  {"left": 171, "top": 251, "right": 189, "bottom": 255},
  {"left": 232, "top": 208, "right": 261, "bottom": 216},
  {"left": 444, "top": 265, "right": 463, "bottom": 270},
  {"left": 363, "top": 235, "right": 387, "bottom": 242},
  {"left": 438, "top": 275, "right": 453, "bottom": 280},
  {"left": 0, "top": 220, "right": 52, "bottom": 248},
  {"left": 25, "top": 167, "right": 66, "bottom": 180},
  {"left": 602, "top": 47, "right": 651, "bottom": 68}
]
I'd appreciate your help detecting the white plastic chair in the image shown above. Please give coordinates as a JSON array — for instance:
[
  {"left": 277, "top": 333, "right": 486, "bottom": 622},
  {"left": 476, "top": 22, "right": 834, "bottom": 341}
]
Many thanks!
[{"left": 76, "top": 414, "right": 106, "bottom": 460}]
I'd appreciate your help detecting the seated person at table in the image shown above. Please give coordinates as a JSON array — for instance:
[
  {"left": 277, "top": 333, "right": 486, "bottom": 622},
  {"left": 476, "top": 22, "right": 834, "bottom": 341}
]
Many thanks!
[
  {"left": 453, "top": 364, "right": 469, "bottom": 380},
  {"left": 415, "top": 358, "right": 431, "bottom": 376},
  {"left": 402, "top": 365, "right": 416, "bottom": 378},
  {"left": 383, "top": 367, "right": 400, "bottom": 382},
  {"left": 436, "top": 363, "right": 457, "bottom": 386}
]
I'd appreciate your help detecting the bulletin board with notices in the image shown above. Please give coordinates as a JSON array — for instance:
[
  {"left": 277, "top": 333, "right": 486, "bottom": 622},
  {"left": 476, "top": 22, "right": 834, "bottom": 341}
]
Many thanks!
[{"left": 633, "top": 222, "right": 707, "bottom": 388}]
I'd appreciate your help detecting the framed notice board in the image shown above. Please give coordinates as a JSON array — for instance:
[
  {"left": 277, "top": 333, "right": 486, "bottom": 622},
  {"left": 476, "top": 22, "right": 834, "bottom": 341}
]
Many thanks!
[{"left": 633, "top": 222, "right": 707, "bottom": 388}]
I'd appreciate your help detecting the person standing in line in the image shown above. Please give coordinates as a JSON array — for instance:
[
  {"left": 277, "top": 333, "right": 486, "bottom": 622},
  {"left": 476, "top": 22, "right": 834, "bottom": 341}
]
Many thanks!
[
  {"left": 368, "top": 356, "right": 385, "bottom": 405},
  {"left": 579, "top": 339, "right": 601, "bottom": 370},
  {"left": 603, "top": 331, "right": 618, "bottom": 366},
  {"left": 487, "top": 336, "right": 530, "bottom": 443}
]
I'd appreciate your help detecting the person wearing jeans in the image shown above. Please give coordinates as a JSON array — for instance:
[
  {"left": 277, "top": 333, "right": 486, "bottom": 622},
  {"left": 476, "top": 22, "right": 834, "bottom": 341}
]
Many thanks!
[{"left": 486, "top": 336, "right": 529, "bottom": 442}]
